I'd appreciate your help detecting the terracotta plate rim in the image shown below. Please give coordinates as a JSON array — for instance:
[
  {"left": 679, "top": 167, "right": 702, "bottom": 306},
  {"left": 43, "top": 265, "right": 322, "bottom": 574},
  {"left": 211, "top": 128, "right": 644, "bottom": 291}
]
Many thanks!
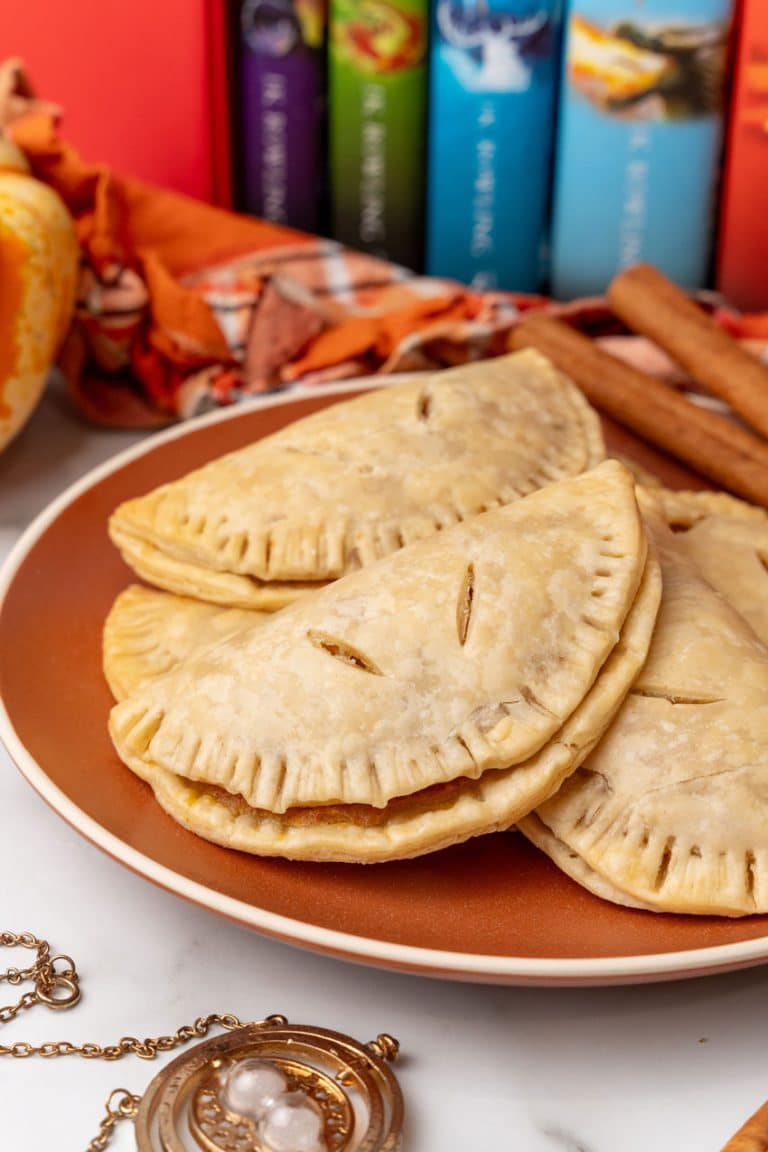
[{"left": 3, "top": 378, "right": 768, "bottom": 986}]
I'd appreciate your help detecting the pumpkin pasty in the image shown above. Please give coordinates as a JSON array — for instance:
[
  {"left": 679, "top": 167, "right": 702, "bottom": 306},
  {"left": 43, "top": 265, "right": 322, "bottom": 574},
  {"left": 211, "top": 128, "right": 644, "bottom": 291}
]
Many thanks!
[
  {"left": 110, "top": 535, "right": 327, "bottom": 612},
  {"left": 103, "top": 585, "right": 268, "bottom": 702},
  {"left": 652, "top": 488, "right": 768, "bottom": 645},
  {"left": 517, "top": 812, "right": 654, "bottom": 910},
  {"left": 654, "top": 487, "right": 768, "bottom": 530},
  {"left": 109, "top": 461, "right": 657, "bottom": 859},
  {"left": 108, "top": 350, "right": 604, "bottom": 608},
  {"left": 114, "top": 552, "right": 660, "bottom": 863},
  {"left": 522, "top": 512, "right": 768, "bottom": 916}
]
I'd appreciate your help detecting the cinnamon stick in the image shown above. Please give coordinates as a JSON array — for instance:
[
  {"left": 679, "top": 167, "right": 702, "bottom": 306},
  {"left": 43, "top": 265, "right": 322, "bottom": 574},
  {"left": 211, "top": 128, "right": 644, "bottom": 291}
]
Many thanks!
[
  {"left": 721, "top": 1099, "right": 768, "bottom": 1151},
  {"left": 509, "top": 314, "right": 768, "bottom": 509},
  {"left": 609, "top": 264, "right": 768, "bottom": 442}
]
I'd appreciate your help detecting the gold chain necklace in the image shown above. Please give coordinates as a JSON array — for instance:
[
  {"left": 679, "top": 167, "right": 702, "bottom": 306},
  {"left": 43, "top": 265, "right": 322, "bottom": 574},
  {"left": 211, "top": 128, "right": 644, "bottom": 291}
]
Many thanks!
[{"left": 0, "top": 932, "right": 403, "bottom": 1152}]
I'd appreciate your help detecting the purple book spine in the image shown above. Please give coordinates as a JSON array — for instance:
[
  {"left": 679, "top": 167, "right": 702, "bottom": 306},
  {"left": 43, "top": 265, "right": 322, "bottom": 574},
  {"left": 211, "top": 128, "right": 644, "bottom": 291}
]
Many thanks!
[{"left": 240, "top": 1, "right": 326, "bottom": 233}]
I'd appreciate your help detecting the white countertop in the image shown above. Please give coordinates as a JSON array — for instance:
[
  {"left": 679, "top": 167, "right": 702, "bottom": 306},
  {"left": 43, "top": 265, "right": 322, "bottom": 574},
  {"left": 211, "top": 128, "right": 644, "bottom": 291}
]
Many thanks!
[{"left": 1, "top": 377, "right": 767, "bottom": 1152}]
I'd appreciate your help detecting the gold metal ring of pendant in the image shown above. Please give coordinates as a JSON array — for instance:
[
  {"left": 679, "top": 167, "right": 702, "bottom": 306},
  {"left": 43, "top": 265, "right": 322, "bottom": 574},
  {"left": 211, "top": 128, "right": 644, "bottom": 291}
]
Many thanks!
[{"left": 134, "top": 1020, "right": 404, "bottom": 1152}]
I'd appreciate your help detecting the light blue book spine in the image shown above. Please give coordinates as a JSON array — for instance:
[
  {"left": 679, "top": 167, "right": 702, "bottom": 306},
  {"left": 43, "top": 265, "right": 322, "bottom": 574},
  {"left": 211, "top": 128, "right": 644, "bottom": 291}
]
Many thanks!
[
  {"left": 426, "top": 1, "right": 563, "bottom": 292},
  {"left": 550, "top": 0, "right": 733, "bottom": 299}
]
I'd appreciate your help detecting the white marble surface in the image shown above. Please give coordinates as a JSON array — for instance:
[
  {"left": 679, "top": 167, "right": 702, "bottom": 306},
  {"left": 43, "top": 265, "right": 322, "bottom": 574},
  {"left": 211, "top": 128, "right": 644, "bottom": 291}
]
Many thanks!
[{"left": 1, "top": 377, "right": 767, "bottom": 1151}]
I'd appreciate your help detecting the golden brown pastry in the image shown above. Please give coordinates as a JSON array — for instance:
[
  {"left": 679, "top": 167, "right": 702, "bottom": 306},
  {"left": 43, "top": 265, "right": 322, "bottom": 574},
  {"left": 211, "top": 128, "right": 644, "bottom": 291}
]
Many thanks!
[
  {"left": 109, "top": 351, "right": 604, "bottom": 608},
  {"left": 109, "top": 462, "right": 659, "bottom": 863},
  {"left": 522, "top": 503, "right": 768, "bottom": 916},
  {"left": 103, "top": 585, "right": 269, "bottom": 701}
]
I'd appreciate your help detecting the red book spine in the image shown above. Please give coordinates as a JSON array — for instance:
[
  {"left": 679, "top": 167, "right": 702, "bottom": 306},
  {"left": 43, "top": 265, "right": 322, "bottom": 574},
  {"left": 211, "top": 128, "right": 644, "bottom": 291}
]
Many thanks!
[
  {"left": 206, "top": 0, "right": 235, "bottom": 208},
  {"left": 0, "top": 0, "right": 233, "bottom": 206},
  {"left": 717, "top": 0, "right": 768, "bottom": 310}
]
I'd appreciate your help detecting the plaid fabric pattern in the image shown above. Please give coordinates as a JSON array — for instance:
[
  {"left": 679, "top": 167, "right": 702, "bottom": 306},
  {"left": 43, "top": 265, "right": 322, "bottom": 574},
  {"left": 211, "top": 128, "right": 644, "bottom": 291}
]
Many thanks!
[{"left": 6, "top": 92, "right": 768, "bottom": 428}]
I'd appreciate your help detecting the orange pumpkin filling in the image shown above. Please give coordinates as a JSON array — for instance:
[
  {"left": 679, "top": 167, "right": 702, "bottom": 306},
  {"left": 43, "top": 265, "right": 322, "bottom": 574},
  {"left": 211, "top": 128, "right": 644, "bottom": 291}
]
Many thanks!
[{"left": 190, "top": 775, "right": 475, "bottom": 828}]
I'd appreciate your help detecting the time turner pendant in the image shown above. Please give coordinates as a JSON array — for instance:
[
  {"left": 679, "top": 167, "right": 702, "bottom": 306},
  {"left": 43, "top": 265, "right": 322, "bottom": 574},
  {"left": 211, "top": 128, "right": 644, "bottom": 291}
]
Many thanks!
[{"left": 133, "top": 1018, "right": 404, "bottom": 1152}]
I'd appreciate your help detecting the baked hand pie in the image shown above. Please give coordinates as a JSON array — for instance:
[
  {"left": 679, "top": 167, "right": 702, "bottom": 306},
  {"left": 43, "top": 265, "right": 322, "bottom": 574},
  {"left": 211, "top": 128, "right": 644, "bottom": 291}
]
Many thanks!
[
  {"left": 108, "top": 350, "right": 604, "bottom": 608},
  {"left": 516, "top": 814, "right": 654, "bottom": 910},
  {"left": 522, "top": 501, "right": 768, "bottom": 916},
  {"left": 109, "top": 461, "right": 660, "bottom": 863},
  {"left": 652, "top": 488, "right": 768, "bottom": 645},
  {"left": 103, "top": 585, "right": 268, "bottom": 702}
]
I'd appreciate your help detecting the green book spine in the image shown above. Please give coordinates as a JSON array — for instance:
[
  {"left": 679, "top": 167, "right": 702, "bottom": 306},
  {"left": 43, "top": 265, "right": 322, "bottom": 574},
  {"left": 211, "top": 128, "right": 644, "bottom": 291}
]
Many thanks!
[{"left": 328, "top": 0, "right": 428, "bottom": 270}]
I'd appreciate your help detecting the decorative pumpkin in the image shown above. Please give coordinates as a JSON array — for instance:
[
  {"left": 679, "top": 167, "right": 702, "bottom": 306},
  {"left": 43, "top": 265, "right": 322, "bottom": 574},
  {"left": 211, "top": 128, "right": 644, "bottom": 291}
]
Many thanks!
[{"left": 0, "top": 136, "right": 78, "bottom": 453}]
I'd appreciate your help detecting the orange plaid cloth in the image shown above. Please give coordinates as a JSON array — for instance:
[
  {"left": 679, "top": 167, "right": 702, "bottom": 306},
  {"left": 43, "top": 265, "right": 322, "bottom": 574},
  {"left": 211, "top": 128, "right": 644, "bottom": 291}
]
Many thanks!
[{"left": 6, "top": 70, "right": 768, "bottom": 428}]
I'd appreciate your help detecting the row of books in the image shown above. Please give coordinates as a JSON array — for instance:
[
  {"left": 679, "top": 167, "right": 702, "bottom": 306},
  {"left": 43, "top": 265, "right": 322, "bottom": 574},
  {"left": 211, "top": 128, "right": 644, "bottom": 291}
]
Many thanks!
[
  {"left": 235, "top": 0, "right": 767, "bottom": 311},
  {"left": 4, "top": 2, "right": 765, "bottom": 309}
]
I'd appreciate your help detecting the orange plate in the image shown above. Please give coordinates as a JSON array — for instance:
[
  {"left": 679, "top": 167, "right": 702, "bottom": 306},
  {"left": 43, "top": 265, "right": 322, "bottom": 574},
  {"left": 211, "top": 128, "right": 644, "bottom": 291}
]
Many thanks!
[{"left": 1, "top": 381, "right": 767, "bottom": 986}]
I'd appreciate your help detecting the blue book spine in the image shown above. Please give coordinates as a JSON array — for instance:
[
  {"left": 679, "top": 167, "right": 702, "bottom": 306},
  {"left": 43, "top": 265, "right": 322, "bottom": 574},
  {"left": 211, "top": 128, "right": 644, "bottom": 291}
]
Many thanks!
[
  {"left": 426, "top": 1, "right": 563, "bottom": 292},
  {"left": 550, "top": 0, "right": 734, "bottom": 299}
]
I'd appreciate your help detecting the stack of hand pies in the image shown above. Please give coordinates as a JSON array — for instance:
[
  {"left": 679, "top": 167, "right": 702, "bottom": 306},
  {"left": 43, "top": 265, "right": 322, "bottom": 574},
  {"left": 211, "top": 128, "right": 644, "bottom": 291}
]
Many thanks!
[{"left": 104, "top": 350, "right": 768, "bottom": 917}]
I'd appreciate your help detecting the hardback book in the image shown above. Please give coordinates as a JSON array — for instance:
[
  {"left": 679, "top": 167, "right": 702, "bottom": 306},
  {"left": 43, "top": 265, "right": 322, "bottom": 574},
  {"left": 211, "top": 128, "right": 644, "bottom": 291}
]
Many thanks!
[
  {"left": 717, "top": 0, "right": 768, "bottom": 311},
  {"left": 550, "top": 0, "right": 734, "bottom": 299},
  {"left": 0, "top": 0, "right": 234, "bottom": 206},
  {"left": 426, "top": 1, "right": 564, "bottom": 292},
  {"left": 238, "top": 0, "right": 327, "bottom": 232},
  {"left": 328, "top": 0, "right": 429, "bottom": 269}
]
